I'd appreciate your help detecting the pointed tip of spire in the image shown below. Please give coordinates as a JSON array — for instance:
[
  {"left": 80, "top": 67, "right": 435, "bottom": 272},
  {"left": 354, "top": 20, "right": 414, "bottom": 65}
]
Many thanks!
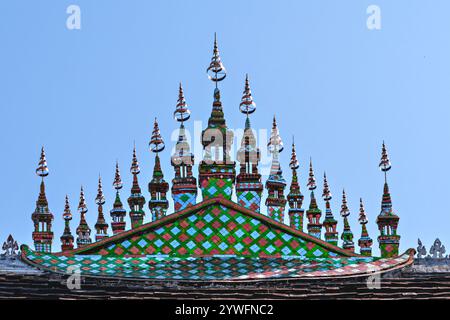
[
  {"left": 307, "top": 159, "right": 316, "bottom": 190},
  {"left": 268, "top": 115, "right": 283, "bottom": 154},
  {"left": 207, "top": 33, "right": 226, "bottom": 83},
  {"left": 289, "top": 140, "right": 299, "bottom": 170},
  {"left": 36, "top": 146, "right": 49, "bottom": 177}
]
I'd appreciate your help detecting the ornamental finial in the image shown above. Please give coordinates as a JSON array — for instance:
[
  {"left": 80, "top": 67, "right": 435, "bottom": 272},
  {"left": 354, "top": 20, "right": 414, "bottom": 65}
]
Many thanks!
[
  {"left": 130, "top": 144, "right": 140, "bottom": 175},
  {"left": 307, "top": 159, "right": 316, "bottom": 190},
  {"left": 63, "top": 195, "right": 72, "bottom": 221},
  {"left": 322, "top": 172, "right": 332, "bottom": 201},
  {"left": 36, "top": 146, "right": 49, "bottom": 177},
  {"left": 78, "top": 186, "right": 87, "bottom": 214},
  {"left": 268, "top": 115, "right": 284, "bottom": 153},
  {"left": 174, "top": 83, "right": 191, "bottom": 123},
  {"left": 340, "top": 189, "right": 350, "bottom": 217},
  {"left": 207, "top": 33, "right": 226, "bottom": 85},
  {"left": 239, "top": 74, "right": 256, "bottom": 115},
  {"left": 289, "top": 139, "right": 299, "bottom": 170},
  {"left": 113, "top": 162, "right": 123, "bottom": 190},
  {"left": 359, "top": 198, "right": 368, "bottom": 224},
  {"left": 95, "top": 175, "right": 106, "bottom": 205},
  {"left": 149, "top": 118, "right": 165, "bottom": 153}
]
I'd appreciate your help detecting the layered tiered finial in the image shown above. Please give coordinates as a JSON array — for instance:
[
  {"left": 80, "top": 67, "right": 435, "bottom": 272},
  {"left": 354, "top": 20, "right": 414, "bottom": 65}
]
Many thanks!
[
  {"left": 94, "top": 176, "right": 108, "bottom": 241},
  {"left": 149, "top": 118, "right": 169, "bottom": 221},
  {"left": 236, "top": 75, "right": 263, "bottom": 212},
  {"left": 171, "top": 84, "right": 197, "bottom": 211},
  {"left": 76, "top": 186, "right": 92, "bottom": 247},
  {"left": 31, "top": 147, "right": 54, "bottom": 253},
  {"left": 110, "top": 162, "right": 127, "bottom": 234},
  {"left": 287, "top": 139, "right": 304, "bottom": 231},
  {"left": 376, "top": 141, "right": 400, "bottom": 257},
  {"left": 358, "top": 198, "right": 373, "bottom": 256},
  {"left": 305, "top": 159, "right": 322, "bottom": 238},
  {"left": 265, "top": 116, "right": 287, "bottom": 223},
  {"left": 128, "top": 146, "right": 146, "bottom": 228},
  {"left": 322, "top": 173, "right": 338, "bottom": 245},
  {"left": 60, "top": 195, "right": 74, "bottom": 251},
  {"left": 340, "top": 190, "right": 354, "bottom": 252}
]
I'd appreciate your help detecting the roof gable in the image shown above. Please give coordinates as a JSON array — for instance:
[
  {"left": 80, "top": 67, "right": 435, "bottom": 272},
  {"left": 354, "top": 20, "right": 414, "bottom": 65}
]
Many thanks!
[{"left": 70, "top": 198, "right": 359, "bottom": 258}]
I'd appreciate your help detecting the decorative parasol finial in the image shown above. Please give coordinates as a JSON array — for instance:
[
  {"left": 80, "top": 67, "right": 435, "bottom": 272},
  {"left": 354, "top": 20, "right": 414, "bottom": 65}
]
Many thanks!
[
  {"left": 207, "top": 33, "right": 227, "bottom": 85},
  {"left": 340, "top": 189, "right": 350, "bottom": 217},
  {"left": 149, "top": 118, "right": 165, "bottom": 153},
  {"left": 78, "top": 186, "right": 88, "bottom": 214}
]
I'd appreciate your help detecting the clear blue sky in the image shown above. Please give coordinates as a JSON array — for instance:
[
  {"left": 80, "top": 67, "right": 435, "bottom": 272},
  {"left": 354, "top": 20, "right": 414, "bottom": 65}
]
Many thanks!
[{"left": 1, "top": 1, "right": 449, "bottom": 256}]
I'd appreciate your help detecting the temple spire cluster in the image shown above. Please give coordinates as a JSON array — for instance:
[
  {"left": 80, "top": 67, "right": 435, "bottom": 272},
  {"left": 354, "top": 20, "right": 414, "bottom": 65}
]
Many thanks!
[{"left": 29, "top": 36, "right": 400, "bottom": 259}]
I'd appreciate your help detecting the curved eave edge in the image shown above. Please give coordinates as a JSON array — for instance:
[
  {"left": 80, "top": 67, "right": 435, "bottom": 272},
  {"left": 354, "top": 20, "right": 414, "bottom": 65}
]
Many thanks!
[{"left": 24, "top": 198, "right": 371, "bottom": 258}]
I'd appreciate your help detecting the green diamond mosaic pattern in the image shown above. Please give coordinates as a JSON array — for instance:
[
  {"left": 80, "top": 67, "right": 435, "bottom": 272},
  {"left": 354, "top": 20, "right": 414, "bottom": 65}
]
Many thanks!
[
  {"left": 81, "top": 204, "right": 337, "bottom": 258},
  {"left": 201, "top": 178, "right": 234, "bottom": 200}
]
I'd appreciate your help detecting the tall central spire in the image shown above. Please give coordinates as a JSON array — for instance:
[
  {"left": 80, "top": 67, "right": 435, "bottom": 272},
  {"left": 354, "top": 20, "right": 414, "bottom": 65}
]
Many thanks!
[
  {"left": 128, "top": 145, "right": 146, "bottom": 228},
  {"left": 199, "top": 34, "right": 236, "bottom": 200},
  {"left": 236, "top": 74, "right": 263, "bottom": 212}
]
